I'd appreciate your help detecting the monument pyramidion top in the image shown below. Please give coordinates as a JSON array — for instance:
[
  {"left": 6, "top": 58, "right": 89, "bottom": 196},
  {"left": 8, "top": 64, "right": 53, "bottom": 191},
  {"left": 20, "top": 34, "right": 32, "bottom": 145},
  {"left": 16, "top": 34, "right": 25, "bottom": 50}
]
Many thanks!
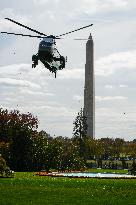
[{"left": 88, "top": 33, "right": 92, "bottom": 40}]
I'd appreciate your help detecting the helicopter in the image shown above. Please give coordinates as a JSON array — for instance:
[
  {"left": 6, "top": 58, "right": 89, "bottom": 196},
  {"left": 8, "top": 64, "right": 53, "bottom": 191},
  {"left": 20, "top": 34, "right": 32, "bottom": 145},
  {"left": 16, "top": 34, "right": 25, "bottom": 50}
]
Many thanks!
[{"left": 1, "top": 18, "right": 93, "bottom": 78}]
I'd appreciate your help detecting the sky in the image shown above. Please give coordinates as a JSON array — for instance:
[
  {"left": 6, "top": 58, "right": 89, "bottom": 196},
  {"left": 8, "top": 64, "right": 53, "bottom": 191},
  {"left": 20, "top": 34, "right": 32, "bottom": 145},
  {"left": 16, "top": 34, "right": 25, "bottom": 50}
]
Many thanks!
[{"left": 0, "top": 0, "right": 136, "bottom": 141}]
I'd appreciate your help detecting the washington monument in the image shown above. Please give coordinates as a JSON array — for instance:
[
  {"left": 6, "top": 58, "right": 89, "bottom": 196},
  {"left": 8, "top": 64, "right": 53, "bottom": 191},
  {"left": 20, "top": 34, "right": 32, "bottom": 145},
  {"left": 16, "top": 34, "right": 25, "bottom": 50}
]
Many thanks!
[{"left": 84, "top": 34, "right": 95, "bottom": 138}]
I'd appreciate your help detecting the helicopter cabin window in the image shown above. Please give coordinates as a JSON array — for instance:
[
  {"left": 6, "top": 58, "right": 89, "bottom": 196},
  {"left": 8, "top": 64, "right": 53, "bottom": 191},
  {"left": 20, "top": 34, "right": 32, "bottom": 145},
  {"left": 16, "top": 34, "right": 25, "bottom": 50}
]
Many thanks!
[{"left": 45, "top": 42, "right": 52, "bottom": 47}]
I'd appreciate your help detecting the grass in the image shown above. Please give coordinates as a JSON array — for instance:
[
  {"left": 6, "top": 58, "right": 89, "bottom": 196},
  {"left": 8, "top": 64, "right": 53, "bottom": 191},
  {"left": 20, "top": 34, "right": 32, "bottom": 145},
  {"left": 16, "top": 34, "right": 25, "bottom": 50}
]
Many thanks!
[{"left": 0, "top": 172, "right": 136, "bottom": 205}]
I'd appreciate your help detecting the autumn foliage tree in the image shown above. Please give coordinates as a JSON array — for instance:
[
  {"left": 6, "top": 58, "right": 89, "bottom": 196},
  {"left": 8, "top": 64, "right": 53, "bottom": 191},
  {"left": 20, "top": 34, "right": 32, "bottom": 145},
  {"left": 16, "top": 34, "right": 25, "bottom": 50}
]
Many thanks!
[
  {"left": 0, "top": 108, "right": 38, "bottom": 141},
  {"left": 0, "top": 108, "right": 39, "bottom": 171},
  {"left": 1, "top": 107, "right": 136, "bottom": 172}
]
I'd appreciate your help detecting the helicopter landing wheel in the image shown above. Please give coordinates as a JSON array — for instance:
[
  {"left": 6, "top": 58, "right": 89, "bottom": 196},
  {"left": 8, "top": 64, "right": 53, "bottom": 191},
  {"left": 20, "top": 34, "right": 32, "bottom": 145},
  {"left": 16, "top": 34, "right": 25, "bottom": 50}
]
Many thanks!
[{"left": 32, "top": 64, "right": 36, "bottom": 68}]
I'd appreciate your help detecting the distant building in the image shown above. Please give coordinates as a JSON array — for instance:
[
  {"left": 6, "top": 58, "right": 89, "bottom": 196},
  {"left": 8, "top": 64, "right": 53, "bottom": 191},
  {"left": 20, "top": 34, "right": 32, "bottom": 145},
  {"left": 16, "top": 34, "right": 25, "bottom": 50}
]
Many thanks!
[{"left": 84, "top": 34, "right": 95, "bottom": 138}]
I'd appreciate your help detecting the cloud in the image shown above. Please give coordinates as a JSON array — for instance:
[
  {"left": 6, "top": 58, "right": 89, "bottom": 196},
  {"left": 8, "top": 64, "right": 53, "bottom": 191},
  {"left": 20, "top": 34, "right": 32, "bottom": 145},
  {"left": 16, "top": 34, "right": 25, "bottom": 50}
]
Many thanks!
[
  {"left": 0, "top": 77, "right": 40, "bottom": 89},
  {"left": 20, "top": 88, "right": 55, "bottom": 96},
  {"left": 79, "top": 0, "right": 128, "bottom": 14},
  {"left": 0, "top": 61, "right": 83, "bottom": 137},
  {"left": 104, "top": 84, "right": 128, "bottom": 89},
  {"left": 0, "top": 64, "right": 30, "bottom": 75},
  {"left": 73, "top": 95, "right": 83, "bottom": 101},
  {"left": 35, "top": 105, "right": 74, "bottom": 117},
  {"left": 53, "top": 0, "right": 136, "bottom": 20},
  {"left": 119, "top": 84, "right": 128, "bottom": 88},
  {"left": 1, "top": 0, "right": 136, "bottom": 140},
  {"left": 95, "top": 50, "right": 136, "bottom": 76},
  {"left": 0, "top": 63, "right": 43, "bottom": 89},
  {"left": 104, "top": 85, "right": 114, "bottom": 89},
  {"left": 96, "top": 95, "right": 128, "bottom": 101},
  {"left": 30, "top": 0, "right": 136, "bottom": 26},
  {"left": 33, "top": 0, "right": 50, "bottom": 4},
  {"left": 95, "top": 106, "right": 136, "bottom": 140},
  {"left": 33, "top": 0, "right": 61, "bottom": 5},
  {"left": 0, "top": 8, "right": 31, "bottom": 31},
  {"left": 58, "top": 68, "right": 84, "bottom": 79}
]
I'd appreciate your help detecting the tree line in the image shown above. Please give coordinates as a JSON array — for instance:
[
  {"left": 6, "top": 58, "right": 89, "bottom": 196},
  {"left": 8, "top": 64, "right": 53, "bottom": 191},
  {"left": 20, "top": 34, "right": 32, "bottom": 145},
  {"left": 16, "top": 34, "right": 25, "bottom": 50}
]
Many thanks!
[{"left": 0, "top": 108, "right": 136, "bottom": 172}]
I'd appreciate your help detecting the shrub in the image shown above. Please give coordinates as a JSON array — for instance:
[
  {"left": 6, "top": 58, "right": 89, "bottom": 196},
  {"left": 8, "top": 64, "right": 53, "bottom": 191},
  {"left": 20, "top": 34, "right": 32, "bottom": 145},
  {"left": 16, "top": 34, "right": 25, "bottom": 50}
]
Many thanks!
[{"left": 0, "top": 155, "right": 13, "bottom": 177}]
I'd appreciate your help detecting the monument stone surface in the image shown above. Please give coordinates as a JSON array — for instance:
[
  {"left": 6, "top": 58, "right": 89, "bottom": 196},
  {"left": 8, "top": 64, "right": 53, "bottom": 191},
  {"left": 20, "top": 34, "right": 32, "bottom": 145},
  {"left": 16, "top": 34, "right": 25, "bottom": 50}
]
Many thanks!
[{"left": 84, "top": 34, "right": 95, "bottom": 138}]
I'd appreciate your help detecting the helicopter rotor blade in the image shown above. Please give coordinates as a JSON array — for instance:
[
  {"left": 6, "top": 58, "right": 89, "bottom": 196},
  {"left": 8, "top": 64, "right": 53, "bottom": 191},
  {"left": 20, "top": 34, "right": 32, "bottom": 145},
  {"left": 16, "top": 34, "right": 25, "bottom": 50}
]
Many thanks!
[
  {"left": 5, "top": 18, "right": 48, "bottom": 37},
  {"left": 73, "top": 38, "right": 92, "bottom": 40},
  {"left": 0, "top": 31, "right": 43, "bottom": 38},
  {"left": 0, "top": 31, "right": 92, "bottom": 41},
  {"left": 56, "top": 24, "right": 93, "bottom": 38}
]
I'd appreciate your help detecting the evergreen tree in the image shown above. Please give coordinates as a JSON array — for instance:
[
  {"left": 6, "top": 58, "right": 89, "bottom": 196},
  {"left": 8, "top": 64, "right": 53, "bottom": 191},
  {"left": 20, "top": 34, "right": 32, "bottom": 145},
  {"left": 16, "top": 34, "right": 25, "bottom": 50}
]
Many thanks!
[
  {"left": 73, "top": 108, "right": 88, "bottom": 160},
  {"left": 73, "top": 108, "right": 88, "bottom": 140}
]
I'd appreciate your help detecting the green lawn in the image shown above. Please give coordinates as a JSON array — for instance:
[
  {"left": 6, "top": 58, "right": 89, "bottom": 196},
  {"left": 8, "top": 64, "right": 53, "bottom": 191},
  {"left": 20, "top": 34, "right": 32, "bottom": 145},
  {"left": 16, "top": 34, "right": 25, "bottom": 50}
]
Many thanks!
[{"left": 0, "top": 172, "right": 136, "bottom": 205}]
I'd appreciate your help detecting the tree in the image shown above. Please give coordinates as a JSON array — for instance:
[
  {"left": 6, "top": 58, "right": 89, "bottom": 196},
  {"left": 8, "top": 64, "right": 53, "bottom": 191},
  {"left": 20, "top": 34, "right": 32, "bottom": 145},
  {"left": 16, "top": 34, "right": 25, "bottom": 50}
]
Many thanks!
[
  {"left": 32, "top": 134, "right": 48, "bottom": 171},
  {"left": 129, "top": 160, "right": 136, "bottom": 175},
  {"left": 0, "top": 108, "right": 39, "bottom": 171},
  {"left": 112, "top": 138, "right": 124, "bottom": 158},
  {"left": 0, "top": 141, "right": 10, "bottom": 162},
  {"left": 47, "top": 137, "right": 64, "bottom": 171},
  {"left": 127, "top": 143, "right": 136, "bottom": 158},
  {"left": 73, "top": 108, "right": 88, "bottom": 140},
  {"left": 99, "top": 138, "right": 114, "bottom": 159},
  {"left": 0, "top": 108, "right": 38, "bottom": 142},
  {"left": 73, "top": 108, "right": 88, "bottom": 159},
  {"left": 0, "top": 155, "right": 13, "bottom": 177},
  {"left": 32, "top": 135, "right": 64, "bottom": 172},
  {"left": 0, "top": 155, "right": 7, "bottom": 176},
  {"left": 84, "top": 138, "right": 97, "bottom": 160},
  {"left": 61, "top": 140, "right": 85, "bottom": 171}
]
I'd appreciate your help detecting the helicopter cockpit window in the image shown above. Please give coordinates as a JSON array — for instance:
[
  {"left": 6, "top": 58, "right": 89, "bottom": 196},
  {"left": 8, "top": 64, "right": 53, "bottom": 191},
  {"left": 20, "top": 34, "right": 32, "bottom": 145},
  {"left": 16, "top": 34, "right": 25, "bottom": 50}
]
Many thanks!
[{"left": 45, "top": 42, "right": 52, "bottom": 47}]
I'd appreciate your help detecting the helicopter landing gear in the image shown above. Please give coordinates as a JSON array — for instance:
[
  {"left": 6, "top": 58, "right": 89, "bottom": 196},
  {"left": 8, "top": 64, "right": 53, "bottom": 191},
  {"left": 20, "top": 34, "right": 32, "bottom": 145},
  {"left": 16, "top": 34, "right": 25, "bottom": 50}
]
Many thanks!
[
  {"left": 32, "top": 54, "right": 38, "bottom": 68},
  {"left": 60, "top": 56, "right": 65, "bottom": 69},
  {"left": 51, "top": 66, "right": 57, "bottom": 78},
  {"left": 32, "top": 63, "right": 36, "bottom": 68}
]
